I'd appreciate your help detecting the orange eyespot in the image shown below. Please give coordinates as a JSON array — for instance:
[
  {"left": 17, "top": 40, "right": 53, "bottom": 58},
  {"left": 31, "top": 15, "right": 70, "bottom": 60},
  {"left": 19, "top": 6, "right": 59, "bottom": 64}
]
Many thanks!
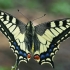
[
  {"left": 34, "top": 55, "right": 40, "bottom": 60},
  {"left": 27, "top": 53, "right": 31, "bottom": 58}
]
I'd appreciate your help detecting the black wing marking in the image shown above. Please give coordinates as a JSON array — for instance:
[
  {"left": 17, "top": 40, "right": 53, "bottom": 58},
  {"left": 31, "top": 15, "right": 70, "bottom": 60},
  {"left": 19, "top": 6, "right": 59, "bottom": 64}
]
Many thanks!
[
  {"left": 0, "top": 10, "right": 31, "bottom": 67},
  {"left": 34, "top": 18, "right": 70, "bottom": 68}
]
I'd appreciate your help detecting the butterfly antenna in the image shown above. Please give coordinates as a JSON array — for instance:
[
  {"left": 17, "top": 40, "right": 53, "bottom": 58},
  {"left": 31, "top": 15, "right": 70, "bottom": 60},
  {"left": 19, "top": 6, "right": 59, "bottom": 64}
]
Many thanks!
[
  {"left": 32, "top": 14, "right": 46, "bottom": 21},
  {"left": 17, "top": 9, "right": 30, "bottom": 21}
]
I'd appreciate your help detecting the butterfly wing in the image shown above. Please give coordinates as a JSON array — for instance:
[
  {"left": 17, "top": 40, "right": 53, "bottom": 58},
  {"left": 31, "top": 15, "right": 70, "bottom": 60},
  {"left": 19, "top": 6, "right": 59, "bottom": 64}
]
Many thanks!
[
  {"left": 0, "top": 10, "right": 31, "bottom": 67},
  {"left": 34, "top": 18, "right": 70, "bottom": 68}
]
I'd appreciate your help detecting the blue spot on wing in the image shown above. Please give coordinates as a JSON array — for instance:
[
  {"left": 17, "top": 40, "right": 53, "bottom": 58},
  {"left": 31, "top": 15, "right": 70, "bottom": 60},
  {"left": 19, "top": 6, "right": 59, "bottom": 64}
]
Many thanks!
[
  {"left": 45, "top": 45, "right": 54, "bottom": 57},
  {"left": 38, "top": 45, "right": 55, "bottom": 61},
  {"left": 51, "top": 45, "right": 54, "bottom": 48},
  {"left": 13, "top": 42, "right": 27, "bottom": 58},
  {"left": 40, "top": 54, "right": 45, "bottom": 59},
  {"left": 19, "top": 51, "right": 27, "bottom": 57},
  {"left": 13, "top": 42, "right": 16, "bottom": 44},
  {"left": 49, "top": 49, "right": 52, "bottom": 52},
  {"left": 49, "top": 45, "right": 54, "bottom": 53},
  {"left": 16, "top": 46, "right": 19, "bottom": 50},
  {"left": 13, "top": 42, "right": 19, "bottom": 50},
  {"left": 46, "top": 53, "right": 49, "bottom": 57}
]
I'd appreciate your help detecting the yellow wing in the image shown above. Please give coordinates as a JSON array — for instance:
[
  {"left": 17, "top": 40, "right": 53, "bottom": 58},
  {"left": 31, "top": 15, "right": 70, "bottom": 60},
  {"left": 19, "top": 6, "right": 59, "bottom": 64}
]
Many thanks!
[
  {"left": 34, "top": 18, "right": 70, "bottom": 68},
  {"left": 0, "top": 10, "right": 31, "bottom": 70}
]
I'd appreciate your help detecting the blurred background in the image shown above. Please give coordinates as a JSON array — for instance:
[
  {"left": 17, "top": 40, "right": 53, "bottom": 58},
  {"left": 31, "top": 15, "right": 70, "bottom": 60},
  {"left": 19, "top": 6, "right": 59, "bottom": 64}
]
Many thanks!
[{"left": 0, "top": 0, "right": 70, "bottom": 70}]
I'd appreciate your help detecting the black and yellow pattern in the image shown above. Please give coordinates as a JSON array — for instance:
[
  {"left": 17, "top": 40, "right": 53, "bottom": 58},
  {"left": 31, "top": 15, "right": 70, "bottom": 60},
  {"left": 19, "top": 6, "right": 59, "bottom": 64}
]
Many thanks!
[
  {"left": 34, "top": 19, "right": 70, "bottom": 68},
  {"left": 0, "top": 10, "right": 30, "bottom": 70},
  {"left": 0, "top": 10, "right": 70, "bottom": 70}
]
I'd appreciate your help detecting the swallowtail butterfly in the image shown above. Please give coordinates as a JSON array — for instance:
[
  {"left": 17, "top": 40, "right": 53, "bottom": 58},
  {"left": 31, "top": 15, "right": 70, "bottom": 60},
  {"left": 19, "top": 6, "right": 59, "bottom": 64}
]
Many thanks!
[{"left": 0, "top": 10, "right": 70, "bottom": 70}]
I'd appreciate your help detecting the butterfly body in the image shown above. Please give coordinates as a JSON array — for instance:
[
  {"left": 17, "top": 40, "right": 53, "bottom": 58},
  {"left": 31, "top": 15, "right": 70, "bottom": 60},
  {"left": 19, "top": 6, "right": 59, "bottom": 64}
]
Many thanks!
[
  {"left": 0, "top": 10, "right": 70, "bottom": 70},
  {"left": 25, "top": 21, "right": 35, "bottom": 53}
]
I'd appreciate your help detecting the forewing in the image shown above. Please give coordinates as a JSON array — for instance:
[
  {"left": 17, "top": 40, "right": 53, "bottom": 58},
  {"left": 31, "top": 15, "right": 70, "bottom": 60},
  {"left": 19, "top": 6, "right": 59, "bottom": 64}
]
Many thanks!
[{"left": 34, "top": 18, "right": 70, "bottom": 68}]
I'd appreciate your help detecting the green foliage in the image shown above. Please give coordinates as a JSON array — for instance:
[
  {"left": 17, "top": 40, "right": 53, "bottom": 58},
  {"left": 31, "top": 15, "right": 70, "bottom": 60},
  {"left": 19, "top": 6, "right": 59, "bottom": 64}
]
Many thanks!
[
  {"left": 49, "top": 0, "right": 70, "bottom": 16},
  {"left": 0, "top": 66, "right": 10, "bottom": 70},
  {"left": 20, "top": 0, "right": 42, "bottom": 10},
  {"left": 0, "top": 0, "right": 14, "bottom": 9}
]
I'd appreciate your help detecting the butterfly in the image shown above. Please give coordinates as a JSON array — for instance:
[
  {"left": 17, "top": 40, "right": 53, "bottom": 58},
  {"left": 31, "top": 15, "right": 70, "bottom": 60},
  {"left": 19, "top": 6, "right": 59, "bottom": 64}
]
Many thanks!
[{"left": 0, "top": 10, "right": 70, "bottom": 70}]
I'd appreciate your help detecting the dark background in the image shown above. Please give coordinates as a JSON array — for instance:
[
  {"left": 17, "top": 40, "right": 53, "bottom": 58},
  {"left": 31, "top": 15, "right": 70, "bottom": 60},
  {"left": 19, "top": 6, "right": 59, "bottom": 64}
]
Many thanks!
[{"left": 0, "top": 0, "right": 70, "bottom": 70}]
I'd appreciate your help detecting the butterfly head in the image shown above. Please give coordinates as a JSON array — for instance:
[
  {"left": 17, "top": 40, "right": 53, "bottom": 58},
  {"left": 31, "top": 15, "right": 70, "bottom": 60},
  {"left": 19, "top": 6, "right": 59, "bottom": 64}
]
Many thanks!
[
  {"left": 26, "top": 21, "right": 34, "bottom": 30},
  {"left": 26, "top": 21, "right": 35, "bottom": 36},
  {"left": 27, "top": 21, "right": 33, "bottom": 26}
]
